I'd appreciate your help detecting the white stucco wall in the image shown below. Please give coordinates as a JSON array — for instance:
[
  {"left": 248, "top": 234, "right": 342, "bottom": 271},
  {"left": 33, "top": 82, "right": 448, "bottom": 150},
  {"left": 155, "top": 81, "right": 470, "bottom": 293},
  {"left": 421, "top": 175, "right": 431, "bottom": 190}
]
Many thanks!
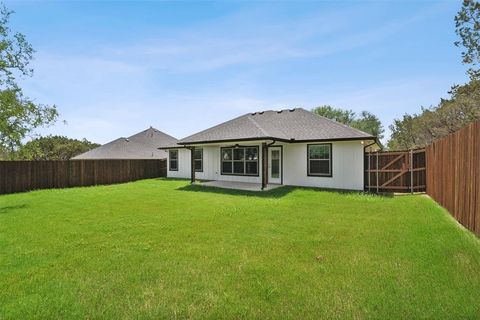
[
  {"left": 166, "top": 148, "right": 191, "bottom": 179},
  {"left": 204, "top": 143, "right": 263, "bottom": 183},
  {"left": 166, "top": 140, "right": 365, "bottom": 190},
  {"left": 166, "top": 142, "right": 263, "bottom": 183},
  {"left": 282, "top": 140, "right": 365, "bottom": 190}
]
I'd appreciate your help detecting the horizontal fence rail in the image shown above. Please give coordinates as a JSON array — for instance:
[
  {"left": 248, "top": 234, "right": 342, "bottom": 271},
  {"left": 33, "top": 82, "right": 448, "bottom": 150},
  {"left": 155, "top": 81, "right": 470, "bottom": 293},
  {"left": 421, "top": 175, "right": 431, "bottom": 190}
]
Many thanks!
[
  {"left": 426, "top": 121, "right": 480, "bottom": 236},
  {"left": 0, "top": 159, "right": 167, "bottom": 195},
  {"left": 365, "top": 149, "right": 426, "bottom": 193}
]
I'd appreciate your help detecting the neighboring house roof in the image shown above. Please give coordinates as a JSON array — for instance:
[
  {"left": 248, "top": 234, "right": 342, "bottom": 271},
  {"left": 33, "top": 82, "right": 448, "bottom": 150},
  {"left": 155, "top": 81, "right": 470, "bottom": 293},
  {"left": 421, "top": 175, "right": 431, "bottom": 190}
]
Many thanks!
[
  {"left": 178, "top": 108, "right": 374, "bottom": 145},
  {"left": 72, "top": 127, "right": 178, "bottom": 159}
]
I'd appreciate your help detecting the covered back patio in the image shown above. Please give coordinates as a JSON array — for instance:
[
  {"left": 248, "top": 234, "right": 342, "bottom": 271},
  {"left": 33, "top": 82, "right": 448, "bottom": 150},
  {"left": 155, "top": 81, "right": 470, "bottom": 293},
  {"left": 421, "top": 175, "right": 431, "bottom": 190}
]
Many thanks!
[{"left": 187, "top": 142, "right": 277, "bottom": 190}]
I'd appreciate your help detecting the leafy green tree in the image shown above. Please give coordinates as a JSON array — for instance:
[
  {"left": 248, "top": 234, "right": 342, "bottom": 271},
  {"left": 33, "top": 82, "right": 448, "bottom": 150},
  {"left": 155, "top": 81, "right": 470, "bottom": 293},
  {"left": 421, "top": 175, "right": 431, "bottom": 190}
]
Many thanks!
[
  {"left": 387, "top": 80, "right": 480, "bottom": 150},
  {"left": 0, "top": 145, "right": 7, "bottom": 159},
  {"left": 312, "top": 105, "right": 384, "bottom": 140},
  {"left": 455, "top": 0, "right": 480, "bottom": 79},
  {"left": 312, "top": 105, "right": 356, "bottom": 124},
  {"left": 387, "top": 114, "right": 420, "bottom": 150},
  {"left": 0, "top": 4, "right": 57, "bottom": 151},
  {"left": 351, "top": 111, "right": 384, "bottom": 140},
  {"left": 14, "top": 135, "right": 99, "bottom": 160},
  {"left": 0, "top": 89, "right": 57, "bottom": 152}
]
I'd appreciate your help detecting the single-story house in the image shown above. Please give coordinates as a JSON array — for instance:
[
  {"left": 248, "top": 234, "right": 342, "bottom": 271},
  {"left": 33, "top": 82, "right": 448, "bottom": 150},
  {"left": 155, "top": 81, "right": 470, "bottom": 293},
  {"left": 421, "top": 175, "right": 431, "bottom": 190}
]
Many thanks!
[
  {"left": 73, "top": 127, "right": 178, "bottom": 160},
  {"left": 161, "top": 108, "right": 379, "bottom": 190}
]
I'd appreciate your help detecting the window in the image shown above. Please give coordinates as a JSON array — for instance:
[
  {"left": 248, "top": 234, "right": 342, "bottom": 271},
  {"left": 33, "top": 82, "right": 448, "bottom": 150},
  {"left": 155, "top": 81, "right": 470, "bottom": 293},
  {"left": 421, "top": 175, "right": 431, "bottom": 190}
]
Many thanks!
[
  {"left": 221, "top": 146, "right": 258, "bottom": 176},
  {"left": 307, "top": 144, "right": 332, "bottom": 176},
  {"left": 194, "top": 148, "right": 203, "bottom": 172},
  {"left": 271, "top": 149, "right": 280, "bottom": 178},
  {"left": 169, "top": 149, "right": 178, "bottom": 171}
]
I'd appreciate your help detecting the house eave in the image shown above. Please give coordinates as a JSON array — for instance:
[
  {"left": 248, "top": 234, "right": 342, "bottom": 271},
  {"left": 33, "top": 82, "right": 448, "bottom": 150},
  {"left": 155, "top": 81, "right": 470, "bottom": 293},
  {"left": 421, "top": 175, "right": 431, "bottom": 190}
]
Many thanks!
[
  {"left": 158, "top": 146, "right": 188, "bottom": 150},
  {"left": 178, "top": 136, "right": 375, "bottom": 146}
]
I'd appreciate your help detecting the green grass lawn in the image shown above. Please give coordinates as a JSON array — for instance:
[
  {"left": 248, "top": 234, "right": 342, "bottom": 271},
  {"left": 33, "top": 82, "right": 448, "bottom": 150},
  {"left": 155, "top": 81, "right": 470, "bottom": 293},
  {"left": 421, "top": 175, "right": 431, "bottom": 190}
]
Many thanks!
[{"left": 1, "top": 179, "right": 479, "bottom": 319}]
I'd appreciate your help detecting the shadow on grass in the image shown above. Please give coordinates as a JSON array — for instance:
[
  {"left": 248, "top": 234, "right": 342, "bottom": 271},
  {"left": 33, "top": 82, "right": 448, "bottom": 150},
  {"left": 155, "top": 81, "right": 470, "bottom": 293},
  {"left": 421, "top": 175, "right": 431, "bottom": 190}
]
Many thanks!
[
  {"left": 353, "top": 188, "right": 396, "bottom": 198},
  {"left": 302, "top": 187, "right": 395, "bottom": 198},
  {"left": 154, "top": 177, "right": 190, "bottom": 182},
  {"left": 176, "top": 184, "right": 295, "bottom": 198},
  {"left": 177, "top": 183, "right": 396, "bottom": 199},
  {"left": 0, "top": 204, "right": 27, "bottom": 214}
]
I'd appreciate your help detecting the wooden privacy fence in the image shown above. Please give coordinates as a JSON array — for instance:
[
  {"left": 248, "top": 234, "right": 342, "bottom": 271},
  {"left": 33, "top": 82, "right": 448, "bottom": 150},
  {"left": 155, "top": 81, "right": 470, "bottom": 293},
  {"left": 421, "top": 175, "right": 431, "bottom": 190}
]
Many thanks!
[
  {"left": 426, "top": 121, "right": 480, "bottom": 236},
  {"left": 365, "top": 149, "right": 426, "bottom": 193},
  {"left": 0, "top": 159, "right": 167, "bottom": 195}
]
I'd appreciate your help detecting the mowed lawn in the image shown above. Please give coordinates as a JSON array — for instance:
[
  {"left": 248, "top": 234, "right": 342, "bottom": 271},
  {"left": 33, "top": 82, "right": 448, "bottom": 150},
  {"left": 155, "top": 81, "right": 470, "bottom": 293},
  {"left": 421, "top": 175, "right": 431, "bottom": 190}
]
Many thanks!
[{"left": 1, "top": 179, "right": 480, "bottom": 319}]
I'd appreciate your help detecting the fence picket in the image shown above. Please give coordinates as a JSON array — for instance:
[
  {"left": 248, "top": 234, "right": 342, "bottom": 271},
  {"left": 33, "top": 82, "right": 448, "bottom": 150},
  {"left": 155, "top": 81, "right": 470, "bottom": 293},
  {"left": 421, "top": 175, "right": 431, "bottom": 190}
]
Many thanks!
[{"left": 426, "top": 121, "right": 480, "bottom": 236}]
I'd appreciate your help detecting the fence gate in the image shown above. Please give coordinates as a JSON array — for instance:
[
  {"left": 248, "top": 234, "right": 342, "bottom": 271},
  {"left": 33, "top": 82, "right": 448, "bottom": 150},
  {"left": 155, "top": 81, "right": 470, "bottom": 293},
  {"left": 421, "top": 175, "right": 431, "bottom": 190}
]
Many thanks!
[{"left": 365, "top": 149, "right": 426, "bottom": 193}]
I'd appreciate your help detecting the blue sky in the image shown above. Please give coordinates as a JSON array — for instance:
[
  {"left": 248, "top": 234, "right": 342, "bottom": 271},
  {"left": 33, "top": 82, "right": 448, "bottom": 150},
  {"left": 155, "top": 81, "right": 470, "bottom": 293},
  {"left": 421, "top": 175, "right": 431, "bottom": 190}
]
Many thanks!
[{"left": 7, "top": 0, "right": 468, "bottom": 144}]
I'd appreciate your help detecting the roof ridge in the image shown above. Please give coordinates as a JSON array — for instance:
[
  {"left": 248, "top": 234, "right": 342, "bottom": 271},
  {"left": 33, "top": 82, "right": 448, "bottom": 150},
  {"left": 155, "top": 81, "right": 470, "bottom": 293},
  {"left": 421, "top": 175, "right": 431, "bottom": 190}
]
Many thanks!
[
  {"left": 129, "top": 127, "right": 178, "bottom": 139},
  {"left": 179, "top": 112, "right": 252, "bottom": 142},
  {"left": 246, "top": 114, "right": 270, "bottom": 137}
]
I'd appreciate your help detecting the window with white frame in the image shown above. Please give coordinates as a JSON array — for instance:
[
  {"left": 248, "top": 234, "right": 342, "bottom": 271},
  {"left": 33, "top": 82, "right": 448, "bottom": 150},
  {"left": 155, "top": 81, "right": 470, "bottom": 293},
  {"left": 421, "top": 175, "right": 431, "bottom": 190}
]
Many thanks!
[{"left": 307, "top": 144, "right": 332, "bottom": 176}]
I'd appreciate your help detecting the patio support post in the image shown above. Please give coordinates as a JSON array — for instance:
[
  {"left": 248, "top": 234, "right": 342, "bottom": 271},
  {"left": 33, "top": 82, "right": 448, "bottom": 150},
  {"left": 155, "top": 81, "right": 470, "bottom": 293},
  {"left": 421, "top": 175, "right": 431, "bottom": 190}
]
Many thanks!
[
  {"left": 262, "top": 142, "right": 268, "bottom": 190},
  {"left": 190, "top": 147, "right": 195, "bottom": 184}
]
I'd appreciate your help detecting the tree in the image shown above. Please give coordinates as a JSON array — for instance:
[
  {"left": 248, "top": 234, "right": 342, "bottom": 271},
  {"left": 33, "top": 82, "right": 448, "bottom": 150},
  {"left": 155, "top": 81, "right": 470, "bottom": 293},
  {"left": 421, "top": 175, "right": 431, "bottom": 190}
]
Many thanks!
[
  {"left": 14, "top": 135, "right": 99, "bottom": 160},
  {"left": 387, "top": 80, "right": 480, "bottom": 150},
  {"left": 312, "top": 105, "right": 356, "bottom": 124},
  {"left": 351, "top": 111, "right": 384, "bottom": 140},
  {"left": 387, "top": 114, "right": 420, "bottom": 150},
  {"left": 455, "top": 0, "right": 480, "bottom": 79},
  {"left": 0, "top": 89, "right": 57, "bottom": 151},
  {"left": 0, "top": 4, "right": 57, "bottom": 151},
  {"left": 312, "top": 105, "right": 384, "bottom": 140}
]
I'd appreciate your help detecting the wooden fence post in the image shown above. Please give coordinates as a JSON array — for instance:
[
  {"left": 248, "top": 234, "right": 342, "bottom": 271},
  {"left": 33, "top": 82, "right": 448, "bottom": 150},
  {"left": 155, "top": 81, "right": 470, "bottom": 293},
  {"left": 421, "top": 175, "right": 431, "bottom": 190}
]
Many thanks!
[
  {"left": 368, "top": 152, "right": 371, "bottom": 192},
  {"left": 376, "top": 151, "right": 379, "bottom": 193},
  {"left": 410, "top": 149, "right": 414, "bottom": 194}
]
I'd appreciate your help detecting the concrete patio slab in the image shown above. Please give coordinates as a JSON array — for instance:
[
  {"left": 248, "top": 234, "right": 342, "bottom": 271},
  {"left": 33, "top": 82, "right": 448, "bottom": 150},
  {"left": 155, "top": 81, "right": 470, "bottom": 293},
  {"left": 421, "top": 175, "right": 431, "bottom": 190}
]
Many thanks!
[{"left": 199, "top": 181, "right": 282, "bottom": 191}]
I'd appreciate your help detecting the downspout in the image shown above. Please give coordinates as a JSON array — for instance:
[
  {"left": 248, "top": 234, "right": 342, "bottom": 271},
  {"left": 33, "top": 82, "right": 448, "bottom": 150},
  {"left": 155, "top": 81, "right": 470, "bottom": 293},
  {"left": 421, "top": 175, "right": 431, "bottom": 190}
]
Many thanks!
[{"left": 266, "top": 139, "right": 276, "bottom": 147}]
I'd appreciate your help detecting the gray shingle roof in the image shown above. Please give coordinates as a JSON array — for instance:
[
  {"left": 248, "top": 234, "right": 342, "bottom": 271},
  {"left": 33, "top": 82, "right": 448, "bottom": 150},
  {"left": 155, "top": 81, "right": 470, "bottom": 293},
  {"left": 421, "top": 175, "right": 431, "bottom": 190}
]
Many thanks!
[
  {"left": 128, "top": 127, "right": 178, "bottom": 149},
  {"left": 179, "top": 108, "right": 374, "bottom": 144},
  {"left": 72, "top": 127, "right": 178, "bottom": 159}
]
